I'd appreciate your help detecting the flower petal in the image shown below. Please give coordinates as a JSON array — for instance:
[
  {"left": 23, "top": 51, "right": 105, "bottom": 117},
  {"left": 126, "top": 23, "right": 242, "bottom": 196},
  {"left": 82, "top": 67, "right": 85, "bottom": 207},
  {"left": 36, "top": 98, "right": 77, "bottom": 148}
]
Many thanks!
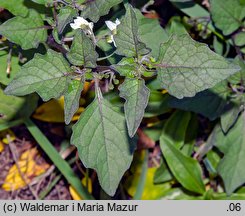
[
  {"left": 105, "top": 20, "right": 117, "bottom": 31},
  {"left": 115, "top": 18, "right": 121, "bottom": 26},
  {"left": 70, "top": 23, "right": 80, "bottom": 29}
]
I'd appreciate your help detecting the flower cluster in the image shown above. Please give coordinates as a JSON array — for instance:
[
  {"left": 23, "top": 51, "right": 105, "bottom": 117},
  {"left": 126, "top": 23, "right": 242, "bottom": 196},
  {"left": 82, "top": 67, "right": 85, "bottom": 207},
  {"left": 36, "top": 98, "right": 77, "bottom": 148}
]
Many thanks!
[{"left": 70, "top": 17, "right": 120, "bottom": 47}]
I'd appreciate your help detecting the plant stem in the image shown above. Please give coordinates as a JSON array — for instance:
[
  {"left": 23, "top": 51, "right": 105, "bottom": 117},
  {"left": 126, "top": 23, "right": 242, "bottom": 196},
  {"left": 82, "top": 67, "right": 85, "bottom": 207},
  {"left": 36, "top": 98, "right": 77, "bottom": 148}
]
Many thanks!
[{"left": 97, "top": 51, "right": 116, "bottom": 61}]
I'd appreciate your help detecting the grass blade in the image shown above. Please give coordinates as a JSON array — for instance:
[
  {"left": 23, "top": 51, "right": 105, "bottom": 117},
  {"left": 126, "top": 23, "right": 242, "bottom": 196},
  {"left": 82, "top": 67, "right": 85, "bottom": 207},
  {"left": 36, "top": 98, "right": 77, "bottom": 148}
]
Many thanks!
[
  {"left": 0, "top": 119, "right": 24, "bottom": 131},
  {"left": 133, "top": 150, "right": 148, "bottom": 200},
  {"left": 24, "top": 118, "right": 94, "bottom": 200}
]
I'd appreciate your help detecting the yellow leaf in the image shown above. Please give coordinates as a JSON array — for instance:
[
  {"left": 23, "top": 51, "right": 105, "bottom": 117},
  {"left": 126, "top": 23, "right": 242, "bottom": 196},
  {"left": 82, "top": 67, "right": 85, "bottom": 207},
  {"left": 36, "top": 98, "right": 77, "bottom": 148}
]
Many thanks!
[
  {"left": 32, "top": 96, "right": 85, "bottom": 123},
  {"left": 82, "top": 81, "right": 91, "bottom": 96},
  {"left": 162, "top": 89, "right": 168, "bottom": 94},
  {"left": 0, "top": 141, "right": 4, "bottom": 153},
  {"left": 0, "top": 129, "right": 16, "bottom": 144},
  {"left": 124, "top": 151, "right": 171, "bottom": 200},
  {"left": 33, "top": 97, "right": 65, "bottom": 123},
  {"left": 2, "top": 148, "right": 49, "bottom": 191},
  {"left": 69, "top": 177, "right": 92, "bottom": 200}
]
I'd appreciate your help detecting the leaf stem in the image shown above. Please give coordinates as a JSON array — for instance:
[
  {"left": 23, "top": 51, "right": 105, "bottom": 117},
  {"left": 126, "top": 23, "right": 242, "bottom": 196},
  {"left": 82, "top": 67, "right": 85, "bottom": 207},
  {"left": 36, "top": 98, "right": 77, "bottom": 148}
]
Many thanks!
[{"left": 97, "top": 51, "right": 116, "bottom": 61}]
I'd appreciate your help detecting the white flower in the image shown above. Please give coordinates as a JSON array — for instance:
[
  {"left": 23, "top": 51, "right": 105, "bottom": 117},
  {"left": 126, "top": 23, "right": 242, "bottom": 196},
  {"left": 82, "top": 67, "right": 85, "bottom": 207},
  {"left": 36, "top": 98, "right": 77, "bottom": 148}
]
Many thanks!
[
  {"left": 105, "top": 18, "right": 120, "bottom": 47},
  {"left": 105, "top": 18, "right": 120, "bottom": 32},
  {"left": 107, "top": 35, "right": 117, "bottom": 47},
  {"left": 70, "top": 17, "right": 94, "bottom": 35}
]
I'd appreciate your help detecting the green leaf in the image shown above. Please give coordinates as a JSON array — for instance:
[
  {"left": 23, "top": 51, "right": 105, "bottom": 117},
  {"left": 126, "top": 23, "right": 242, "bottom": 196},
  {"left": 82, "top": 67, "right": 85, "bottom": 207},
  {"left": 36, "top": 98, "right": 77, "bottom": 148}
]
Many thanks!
[
  {"left": 157, "top": 34, "right": 240, "bottom": 99},
  {"left": 135, "top": 9, "right": 168, "bottom": 58},
  {"left": 119, "top": 78, "right": 150, "bottom": 137},
  {"left": 210, "top": 0, "right": 245, "bottom": 35},
  {"left": 81, "top": 0, "right": 123, "bottom": 22},
  {"left": 234, "top": 32, "right": 245, "bottom": 47},
  {"left": 64, "top": 79, "right": 84, "bottom": 124},
  {"left": 0, "top": 10, "right": 47, "bottom": 50},
  {"left": 0, "top": 0, "right": 28, "bottom": 17},
  {"left": 181, "top": 114, "right": 198, "bottom": 156},
  {"left": 217, "top": 112, "right": 245, "bottom": 195},
  {"left": 213, "top": 36, "right": 224, "bottom": 56},
  {"left": 168, "top": 17, "right": 188, "bottom": 36},
  {"left": 71, "top": 93, "right": 135, "bottom": 196},
  {"left": 170, "top": 0, "right": 193, "bottom": 2},
  {"left": 228, "top": 57, "right": 245, "bottom": 85},
  {"left": 161, "top": 188, "right": 202, "bottom": 200},
  {"left": 169, "top": 81, "right": 229, "bottom": 120},
  {"left": 112, "top": 57, "right": 137, "bottom": 77},
  {"left": 160, "top": 135, "right": 205, "bottom": 194},
  {"left": 203, "top": 150, "right": 221, "bottom": 177},
  {"left": 154, "top": 160, "right": 173, "bottom": 184},
  {"left": 221, "top": 102, "right": 242, "bottom": 133},
  {"left": 5, "top": 49, "right": 71, "bottom": 101},
  {"left": 114, "top": 4, "right": 149, "bottom": 58},
  {"left": 0, "top": 50, "right": 21, "bottom": 85},
  {"left": 162, "top": 110, "right": 191, "bottom": 149},
  {"left": 57, "top": 6, "right": 77, "bottom": 34},
  {"left": 24, "top": 118, "right": 94, "bottom": 200},
  {"left": 143, "top": 121, "right": 165, "bottom": 141},
  {"left": 31, "top": 0, "right": 53, "bottom": 4},
  {"left": 0, "top": 88, "right": 38, "bottom": 124},
  {"left": 144, "top": 90, "right": 171, "bottom": 117},
  {"left": 67, "top": 31, "right": 98, "bottom": 67},
  {"left": 170, "top": 0, "right": 209, "bottom": 18}
]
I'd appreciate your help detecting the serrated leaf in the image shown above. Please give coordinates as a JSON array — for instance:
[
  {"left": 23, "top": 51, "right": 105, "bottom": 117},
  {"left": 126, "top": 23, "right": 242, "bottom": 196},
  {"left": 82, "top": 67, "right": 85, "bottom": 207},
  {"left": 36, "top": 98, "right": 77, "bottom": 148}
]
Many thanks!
[
  {"left": 135, "top": 9, "right": 168, "bottom": 58},
  {"left": 0, "top": 0, "right": 28, "bottom": 17},
  {"left": 160, "top": 135, "right": 205, "bottom": 194},
  {"left": 0, "top": 89, "right": 38, "bottom": 124},
  {"left": 71, "top": 95, "right": 135, "bottom": 196},
  {"left": 81, "top": 0, "right": 123, "bottom": 22},
  {"left": 114, "top": 5, "right": 149, "bottom": 58},
  {"left": 169, "top": 81, "right": 229, "bottom": 120},
  {"left": 217, "top": 112, "right": 245, "bottom": 195},
  {"left": 157, "top": 34, "right": 240, "bottom": 99},
  {"left": 112, "top": 57, "right": 137, "bottom": 77},
  {"left": 119, "top": 78, "right": 150, "bottom": 137},
  {"left": 210, "top": 0, "right": 245, "bottom": 35},
  {"left": 64, "top": 79, "right": 84, "bottom": 124},
  {"left": 0, "top": 10, "right": 47, "bottom": 50},
  {"left": 67, "top": 30, "right": 97, "bottom": 67},
  {"left": 229, "top": 57, "right": 245, "bottom": 85},
  {"left": 5, "top": 49, "right": 71, "bottom": 101},
  {"left": 57, "top": 6, "right": 77, "bottom": 34}
]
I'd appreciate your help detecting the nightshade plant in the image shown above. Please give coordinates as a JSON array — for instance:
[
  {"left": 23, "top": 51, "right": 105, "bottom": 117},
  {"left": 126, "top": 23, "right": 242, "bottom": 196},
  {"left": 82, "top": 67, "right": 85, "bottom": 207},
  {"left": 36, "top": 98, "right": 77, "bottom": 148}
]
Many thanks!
[{"left": 0, "top": 0, "right": 245, "bottom": 198}]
